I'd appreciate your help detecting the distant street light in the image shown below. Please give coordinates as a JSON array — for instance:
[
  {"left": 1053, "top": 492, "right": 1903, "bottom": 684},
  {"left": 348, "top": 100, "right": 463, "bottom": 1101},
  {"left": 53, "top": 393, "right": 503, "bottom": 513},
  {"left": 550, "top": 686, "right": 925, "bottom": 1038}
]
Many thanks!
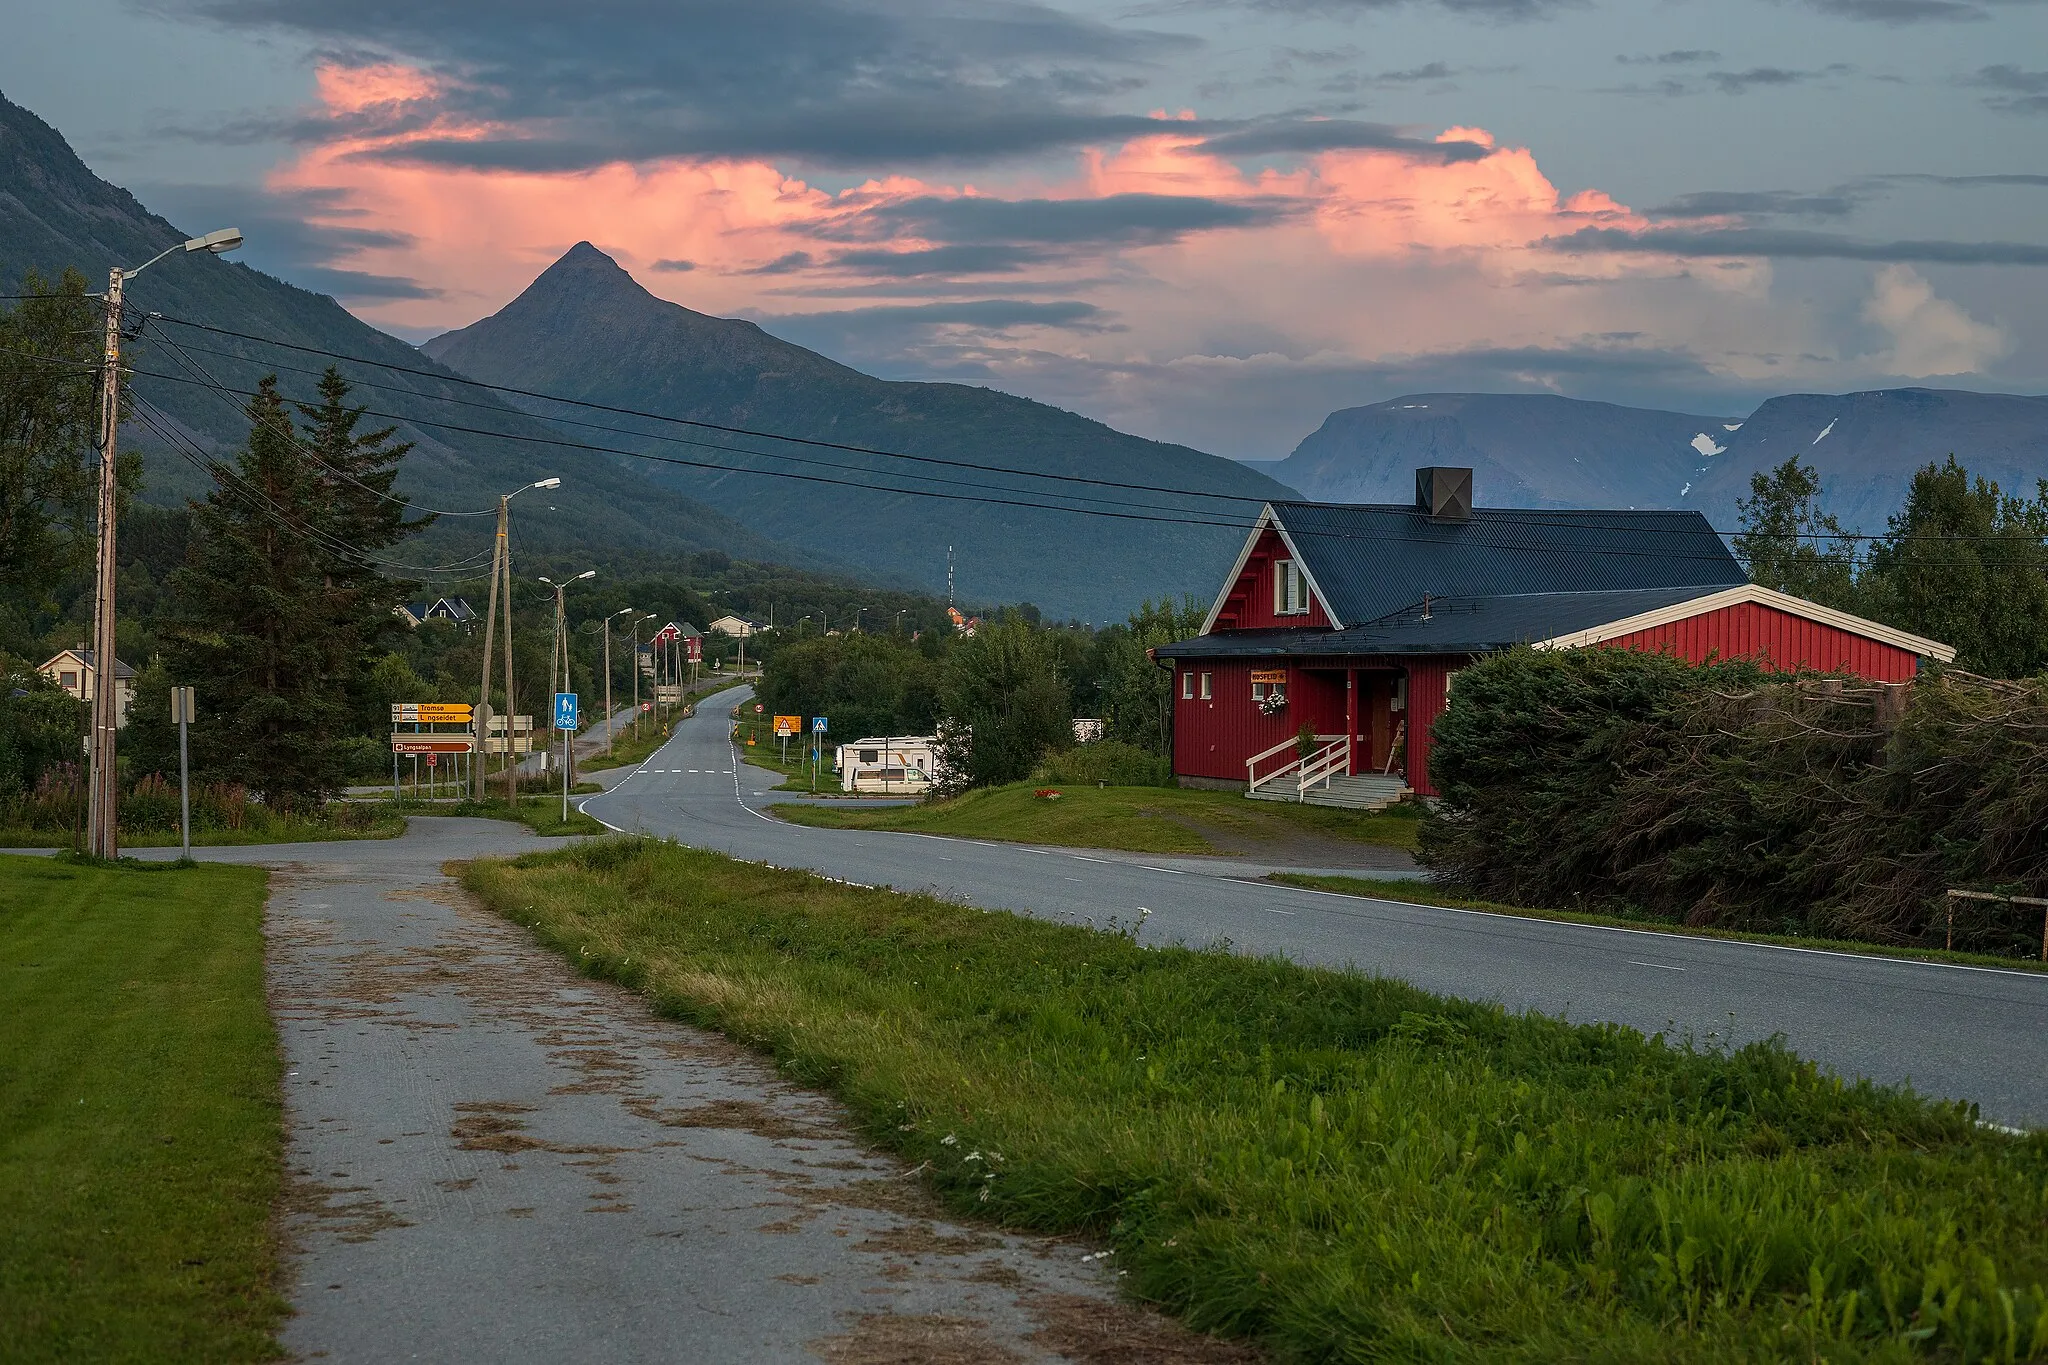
[
  {"left": 603, "top": 606, "right": 634, "bottom": 756},
  {"left": 475, "top": 477, "right": 564, "bottom": 803},
  {"left": 85, "top": 227, "right": 244, "bottom": 858},
  {"left": 539, "top": 570, "right": 597, "bottom": 816},
  {"left": 630, "top": 612, "right": 657, "bottom": 739}
]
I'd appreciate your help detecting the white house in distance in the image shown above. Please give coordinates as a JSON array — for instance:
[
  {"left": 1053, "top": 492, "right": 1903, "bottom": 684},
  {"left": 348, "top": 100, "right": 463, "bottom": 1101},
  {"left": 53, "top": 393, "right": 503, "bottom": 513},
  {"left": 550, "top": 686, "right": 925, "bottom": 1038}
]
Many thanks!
[
  {"left": 395, "top": 597, "right": 478, "bottom": 629},
  {"left": 835, "top": 736, "right": 940, "bottom": 793},
  {"left": 38, "top": 647, "right": 136, "bottom": 726},
  {"left": 707, "top": 615, "right": 760, "bottom": 639}
]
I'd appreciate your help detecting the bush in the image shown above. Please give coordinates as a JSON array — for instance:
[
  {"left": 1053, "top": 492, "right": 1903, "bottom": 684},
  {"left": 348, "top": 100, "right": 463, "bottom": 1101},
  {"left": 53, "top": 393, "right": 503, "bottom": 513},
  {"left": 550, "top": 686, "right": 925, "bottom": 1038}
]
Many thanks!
[
  {"left": 1034, "top": 740, "right": 1174, "bottom": 787},
  {"left": 1419, "top": 649, "right": 2048, "bottom": 954}
]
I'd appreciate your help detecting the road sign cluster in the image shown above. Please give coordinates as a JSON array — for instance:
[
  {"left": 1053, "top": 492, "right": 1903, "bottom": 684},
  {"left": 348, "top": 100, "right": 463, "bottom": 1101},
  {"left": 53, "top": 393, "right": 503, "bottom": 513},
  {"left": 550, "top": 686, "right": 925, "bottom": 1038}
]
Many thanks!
[{"left": 391, "top": 702, "right": 472, "bottom": 723}]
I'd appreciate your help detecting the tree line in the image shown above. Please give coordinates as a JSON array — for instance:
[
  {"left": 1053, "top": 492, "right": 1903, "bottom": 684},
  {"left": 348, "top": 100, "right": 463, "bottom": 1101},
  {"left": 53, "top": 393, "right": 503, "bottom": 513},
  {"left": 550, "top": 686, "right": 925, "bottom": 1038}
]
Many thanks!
[
  {"left": 1735, "top": 454, "right": 2048, "bottom": 678},
  {"left": 754, "top": 596, "right": 1205, "bottom": 789}
]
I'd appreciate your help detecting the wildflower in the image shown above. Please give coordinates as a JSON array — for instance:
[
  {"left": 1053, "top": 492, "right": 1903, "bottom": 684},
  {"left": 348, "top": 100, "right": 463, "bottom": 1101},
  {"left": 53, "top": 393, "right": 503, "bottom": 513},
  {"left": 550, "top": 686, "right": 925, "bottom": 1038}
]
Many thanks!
[{"left": 940, "top": 1133, "right": 958, "bottom": 1146}]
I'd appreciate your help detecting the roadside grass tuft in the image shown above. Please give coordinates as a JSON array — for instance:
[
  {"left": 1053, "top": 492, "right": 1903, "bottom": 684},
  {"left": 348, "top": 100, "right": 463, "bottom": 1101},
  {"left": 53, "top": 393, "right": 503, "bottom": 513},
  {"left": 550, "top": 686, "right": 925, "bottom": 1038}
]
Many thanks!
[
  {"left": 0, "top": 854, "right": 285, "bottom": 1362},
  {"left": 464, "top": 837, "right": 2048, "bottom": 1362},
  {"left": 770, "top": 781, "right": 1423, "bottom": 855}
]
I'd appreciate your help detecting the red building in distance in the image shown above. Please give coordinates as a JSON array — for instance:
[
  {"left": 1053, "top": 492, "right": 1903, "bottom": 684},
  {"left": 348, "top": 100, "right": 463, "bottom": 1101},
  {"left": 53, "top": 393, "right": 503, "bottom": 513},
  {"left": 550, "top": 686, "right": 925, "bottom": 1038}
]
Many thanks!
[{"left": 1155, "top": 468, "right": 1954, "bottom": 803}]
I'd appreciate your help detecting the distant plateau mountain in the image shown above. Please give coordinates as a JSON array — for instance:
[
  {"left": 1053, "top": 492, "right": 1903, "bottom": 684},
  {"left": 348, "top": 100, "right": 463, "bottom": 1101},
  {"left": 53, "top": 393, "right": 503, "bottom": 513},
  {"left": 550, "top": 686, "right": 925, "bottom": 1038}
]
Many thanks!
[{"left": 1264, "top": 388, "right": 2048, "bottom": 535}]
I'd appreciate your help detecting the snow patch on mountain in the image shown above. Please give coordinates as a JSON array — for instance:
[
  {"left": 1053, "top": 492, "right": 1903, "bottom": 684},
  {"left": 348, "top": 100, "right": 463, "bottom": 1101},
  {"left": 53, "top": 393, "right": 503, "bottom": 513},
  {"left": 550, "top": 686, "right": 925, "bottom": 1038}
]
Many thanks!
[
  {"left": 1813, "top": 418, "right": 1837, "bottom": 444},
  {"left": 1691, "top": 432, "right": 1727, "bottom": 457}
]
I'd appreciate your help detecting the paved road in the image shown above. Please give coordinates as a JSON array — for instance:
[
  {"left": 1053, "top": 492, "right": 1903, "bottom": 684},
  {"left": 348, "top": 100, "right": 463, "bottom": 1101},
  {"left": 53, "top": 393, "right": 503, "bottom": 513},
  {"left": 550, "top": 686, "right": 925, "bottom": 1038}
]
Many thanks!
[{"left": 588, "top": 686, "right": 2048, "bottom": 1128}]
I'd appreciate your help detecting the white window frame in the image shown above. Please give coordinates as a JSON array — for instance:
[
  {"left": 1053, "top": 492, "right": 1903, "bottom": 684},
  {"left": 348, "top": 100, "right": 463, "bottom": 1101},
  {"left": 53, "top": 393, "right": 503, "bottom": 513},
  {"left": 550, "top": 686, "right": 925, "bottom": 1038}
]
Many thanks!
[
  {"left": 1181, "top": 670, "right": 1194, "bottom": 700},
  {"left": 1200, "top": 672, "right": 1212, "bottom": 700},
  {"left": 1251, "top": 680, "right": 1265, "bottom": 701},
  {"left": 1273, "top": 559, "right": 1308, "bottom": 616}
]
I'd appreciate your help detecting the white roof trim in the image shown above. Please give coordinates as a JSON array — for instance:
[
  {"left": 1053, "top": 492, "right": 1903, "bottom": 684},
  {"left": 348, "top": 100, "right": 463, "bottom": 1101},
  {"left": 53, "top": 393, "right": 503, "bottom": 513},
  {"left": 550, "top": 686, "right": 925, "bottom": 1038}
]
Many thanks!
[
  {"left": 1199, "top": 505, "right": 1276, "bottom": 635},
  {"left": 1530, "top": 583, "right": 1957, "bottom": 662},
  {"left": 1196, "top": 505, "right": 1346, "bottom": 635}
]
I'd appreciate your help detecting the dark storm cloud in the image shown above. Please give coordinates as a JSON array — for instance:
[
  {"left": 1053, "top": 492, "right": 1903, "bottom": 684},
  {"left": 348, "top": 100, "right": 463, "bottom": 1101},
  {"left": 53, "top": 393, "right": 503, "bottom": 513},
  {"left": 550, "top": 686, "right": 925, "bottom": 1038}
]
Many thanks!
[
  {"left": 155, "top": 0, "right": 1204, "bottom": 167},
  {"left": 1873, "top": 171, "right": 2048, "bottom": 187},
  {"left": 1601, "top": 64, "right": 1853, "bottom": 97},
  {"left": 1243, "top": 0, "right": 1584, "bottom": 19},
  {"left": 739, "top": 252, "right": 816, "bottom": 276},
  {"left": 826, "top": 244, "right": 1052, "bottom": 276},
  {"left": 1649, "top": 190, "right": 1859, "bottom": 219},
  {"left": 1799, "top": 0, "right": 1990, "bottom": 20},
  {"left": 130, "top": 180, "right": 441, "bottom": 301},
  {"left": 1197, "top": 120, "right": 1493, "bottom": 160},
  {"left": 1968, "top": 65, "right": 2048, "bottom": 113},
  {"left": 1616, "top": 50, "right": 1721, "bottom": 65},
  {"left": 823, "top": 193, "right": 1298, "bottom": 248},
  {"left": 1548, "top": 225, "right": 2048, "bottom": 264}
]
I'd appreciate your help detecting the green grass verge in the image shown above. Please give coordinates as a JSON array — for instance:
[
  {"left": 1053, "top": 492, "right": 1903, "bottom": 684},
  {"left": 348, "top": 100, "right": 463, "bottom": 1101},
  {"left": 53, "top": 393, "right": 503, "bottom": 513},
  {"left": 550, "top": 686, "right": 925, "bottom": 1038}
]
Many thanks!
[
  {"left": 373, "top": 795, "right": 606, "bottom": 837},
  {"left": 465, "top": 837, "right": 2048, "bottom": 1362},
  {"left": 1271, "top": 874, "right": 2048, "bottom": 975},
  {"left": 0, "top": 855, "right": 286, "bottom": 1363},
  {"left": 0, "top": 813, "right": 406, "bottom": 850},
  {"left": 770, "top": 781, "right": 1423, "bottom": 855}
]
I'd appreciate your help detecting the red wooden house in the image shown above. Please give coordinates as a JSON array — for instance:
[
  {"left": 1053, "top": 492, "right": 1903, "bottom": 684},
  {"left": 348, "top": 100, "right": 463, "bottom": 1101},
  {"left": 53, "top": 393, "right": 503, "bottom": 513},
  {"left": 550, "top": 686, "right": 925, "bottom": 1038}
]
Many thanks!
[{"left": 1155, "top": 468, "right": 1954, "bottom": 806}]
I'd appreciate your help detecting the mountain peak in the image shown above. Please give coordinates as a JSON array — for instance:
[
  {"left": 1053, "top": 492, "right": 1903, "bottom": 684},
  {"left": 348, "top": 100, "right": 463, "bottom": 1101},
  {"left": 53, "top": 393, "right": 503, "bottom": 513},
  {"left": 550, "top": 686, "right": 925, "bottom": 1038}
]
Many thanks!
[{"left": 530, "top": 240, "right": 640, "bottom": 291}]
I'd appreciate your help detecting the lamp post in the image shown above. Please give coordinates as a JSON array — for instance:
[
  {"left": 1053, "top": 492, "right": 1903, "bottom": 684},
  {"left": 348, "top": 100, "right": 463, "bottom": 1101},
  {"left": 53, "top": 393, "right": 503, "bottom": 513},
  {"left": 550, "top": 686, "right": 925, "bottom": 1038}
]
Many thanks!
[
  {"left": 539, "top": 570, "right": 596, "bottom": 820},
  {"left": 474, "top": 477, "right": 560, "bottom": 803},
  {"left": 602, "top": 606, "right": 633, "bottom": 756},
  {"left": 85, "top": 226, "right": 243, "bottom": 859},
  {"left": 629, "top": 612, "right": 656, "bottom": 740}
]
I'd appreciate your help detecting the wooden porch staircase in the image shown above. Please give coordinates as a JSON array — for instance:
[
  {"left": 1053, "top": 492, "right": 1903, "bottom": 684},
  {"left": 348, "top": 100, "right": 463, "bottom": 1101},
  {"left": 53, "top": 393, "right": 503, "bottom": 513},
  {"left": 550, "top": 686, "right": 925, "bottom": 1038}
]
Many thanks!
[{"left": 1244, "top": 736, "right": 1412, "bottom": 811}]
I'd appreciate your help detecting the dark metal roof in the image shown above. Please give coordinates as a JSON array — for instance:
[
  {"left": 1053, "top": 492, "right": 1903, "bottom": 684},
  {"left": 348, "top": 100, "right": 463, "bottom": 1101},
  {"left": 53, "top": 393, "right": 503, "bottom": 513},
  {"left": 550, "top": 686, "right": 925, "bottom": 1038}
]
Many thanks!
[
  {"left": 1160, "top": 586, "right": 1717, "bottom": 659},
  {"left": 1267, "top": 501, "right": 1745, "bottom": 628}
]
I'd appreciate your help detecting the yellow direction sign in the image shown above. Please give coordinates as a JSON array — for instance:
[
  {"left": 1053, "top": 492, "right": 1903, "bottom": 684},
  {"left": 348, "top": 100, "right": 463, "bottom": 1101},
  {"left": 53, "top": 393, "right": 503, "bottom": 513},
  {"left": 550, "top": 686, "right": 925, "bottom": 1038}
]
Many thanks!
[
  {"left": 391, "top": 702, "right": 473, "bottom": 722},
  {"left": 773, "top": 714, "right": 801, "bottom": 737}
]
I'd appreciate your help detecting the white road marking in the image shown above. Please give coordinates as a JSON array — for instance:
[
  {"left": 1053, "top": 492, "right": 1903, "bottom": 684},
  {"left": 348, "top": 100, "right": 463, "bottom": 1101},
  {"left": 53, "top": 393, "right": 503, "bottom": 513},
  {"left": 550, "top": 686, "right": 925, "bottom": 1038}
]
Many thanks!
[{"left": 1629, "top": 960, "right": 1686, "bottom": 972}]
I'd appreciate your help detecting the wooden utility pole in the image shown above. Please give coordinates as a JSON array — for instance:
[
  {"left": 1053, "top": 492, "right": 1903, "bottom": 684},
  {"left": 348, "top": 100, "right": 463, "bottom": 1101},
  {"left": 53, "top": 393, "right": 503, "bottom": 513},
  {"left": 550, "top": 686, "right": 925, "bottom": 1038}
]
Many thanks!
[{"left": 85, "top": 266, "right": 125, "bottom": 859}]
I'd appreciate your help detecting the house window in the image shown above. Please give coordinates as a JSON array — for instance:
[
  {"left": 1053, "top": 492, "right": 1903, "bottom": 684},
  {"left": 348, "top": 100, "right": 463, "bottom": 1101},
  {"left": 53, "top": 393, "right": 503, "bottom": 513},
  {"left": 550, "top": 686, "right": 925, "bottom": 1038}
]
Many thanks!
[
  {"left": 1273, "top": 559, "right": 1309, "bottom": 616},
  {"left": 1181, "top": 671, "right": 1194, "bottom": 700},
  {"left": 60, "top": 670, "right": 79, "bottom": 691},
  {"left": 1199, "top": 672, "right": 1212, "bottom": 700}
]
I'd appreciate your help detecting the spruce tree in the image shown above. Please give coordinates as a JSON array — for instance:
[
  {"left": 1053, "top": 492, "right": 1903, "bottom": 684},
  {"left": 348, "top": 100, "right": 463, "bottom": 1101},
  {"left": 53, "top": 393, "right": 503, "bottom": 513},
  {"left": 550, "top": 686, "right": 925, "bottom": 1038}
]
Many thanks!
[
  {"left": 296, "top": 367, "right": 431, "bottom": 734},
  {"left": 167, "top": 378, "right": 350, "bottom": 812}
]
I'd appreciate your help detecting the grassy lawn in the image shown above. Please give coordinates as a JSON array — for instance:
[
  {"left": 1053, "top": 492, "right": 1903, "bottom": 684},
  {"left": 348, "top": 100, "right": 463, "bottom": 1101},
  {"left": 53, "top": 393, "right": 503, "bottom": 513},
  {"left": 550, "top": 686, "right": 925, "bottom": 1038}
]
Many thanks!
[
  {"left": 0, "top": 812, "right": 406, "bottom": 850},
  {"left": 771, "top": 781, "right": 1424, "bottom": 855},
  {"left": 373, "top": 794, "right": 605, "bottom": 838},
  {"left": 465, "top": 838, "right": 2048, "bottom": 1362},
  {"left": 1272, "top": 874, "right": 2048, "bottom": 975},
  {"left": 0, "top": 855, "right": 286, "bottom": 1363}
]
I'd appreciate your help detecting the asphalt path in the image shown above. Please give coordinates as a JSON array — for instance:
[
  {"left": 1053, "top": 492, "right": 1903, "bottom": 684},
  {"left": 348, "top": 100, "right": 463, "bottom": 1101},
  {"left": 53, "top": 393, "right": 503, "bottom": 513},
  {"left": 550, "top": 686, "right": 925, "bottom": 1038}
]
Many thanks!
[{"left": 587, "top": 685, "right": 2048, "bottom": 1128}]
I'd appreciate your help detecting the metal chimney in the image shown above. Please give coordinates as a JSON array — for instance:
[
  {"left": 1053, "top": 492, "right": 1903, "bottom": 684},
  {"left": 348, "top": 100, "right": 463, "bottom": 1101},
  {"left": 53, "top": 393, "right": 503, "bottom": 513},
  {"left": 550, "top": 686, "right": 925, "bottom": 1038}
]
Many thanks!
[{"left": 1416, "top": 467, "right": 1473, "bottom": 522}]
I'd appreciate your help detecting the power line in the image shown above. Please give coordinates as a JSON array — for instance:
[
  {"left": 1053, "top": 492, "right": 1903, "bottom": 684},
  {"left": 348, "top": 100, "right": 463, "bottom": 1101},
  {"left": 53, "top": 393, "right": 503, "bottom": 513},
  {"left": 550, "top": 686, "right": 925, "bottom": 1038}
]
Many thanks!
[
  {"left": 142, "top": 319, "right": 496, "bottom": 519},
  {"left": 138, "top": 329, "right": 1246, "bottom": 520},
  {"left": 141, "top": 311, "right": 2044, "bottom": 550},
  {"left": 147, "top": 313, "right": 1285, "bottom": 506},
  {"left": 128, "top": 393, "right": 498, "bottom": 579}
]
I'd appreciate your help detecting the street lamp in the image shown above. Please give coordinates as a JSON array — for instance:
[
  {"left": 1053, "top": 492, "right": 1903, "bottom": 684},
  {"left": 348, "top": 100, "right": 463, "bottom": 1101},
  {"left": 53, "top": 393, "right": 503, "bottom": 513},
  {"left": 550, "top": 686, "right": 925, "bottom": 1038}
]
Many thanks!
[
  {"left": 85, "top": 226, "right": 243, "bottom": 858},
  {"left": 538, "top": 570, "right": 596, "bottom": 821},
  {"left": 475, "top": 477, "right": 562, "bottom": 804},
  {"left": 629, "top": 612, "right": 657, "bottom": 739},
  {"left": 602, "top": 606, "right": 634, "bottom": 756}
]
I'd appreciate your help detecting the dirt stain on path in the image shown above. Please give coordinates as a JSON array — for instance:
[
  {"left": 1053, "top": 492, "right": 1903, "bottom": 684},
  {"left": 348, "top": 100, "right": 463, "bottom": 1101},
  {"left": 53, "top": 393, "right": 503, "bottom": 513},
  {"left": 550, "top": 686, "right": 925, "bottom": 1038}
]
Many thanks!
[{"left": 261, "top": 817, "right": 1252, "bottom": 1363}]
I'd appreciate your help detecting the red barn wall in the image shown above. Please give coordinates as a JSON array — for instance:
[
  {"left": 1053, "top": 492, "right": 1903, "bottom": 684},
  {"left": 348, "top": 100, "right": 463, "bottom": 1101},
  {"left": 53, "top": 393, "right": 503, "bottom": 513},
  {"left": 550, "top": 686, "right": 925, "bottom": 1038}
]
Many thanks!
[
  {"left": 1403, "top": 657, "right": 1464, "bottom": 797},
  {"left": 1601, "top": 601, "right": 1920, "bottom": 682},
  {"left": 1211, "top": 529, "right": 1334, "bottom": 631},
  {"left": 1172, "top": 660, "right": 1347, "bottom": 781}
]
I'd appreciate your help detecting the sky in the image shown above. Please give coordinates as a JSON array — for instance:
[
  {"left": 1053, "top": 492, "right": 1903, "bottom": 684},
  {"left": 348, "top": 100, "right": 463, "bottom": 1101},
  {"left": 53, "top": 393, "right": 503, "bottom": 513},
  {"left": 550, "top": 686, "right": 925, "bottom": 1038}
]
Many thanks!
[{"left": 8, "top": 0, "right": 2048, "bottom": 458}]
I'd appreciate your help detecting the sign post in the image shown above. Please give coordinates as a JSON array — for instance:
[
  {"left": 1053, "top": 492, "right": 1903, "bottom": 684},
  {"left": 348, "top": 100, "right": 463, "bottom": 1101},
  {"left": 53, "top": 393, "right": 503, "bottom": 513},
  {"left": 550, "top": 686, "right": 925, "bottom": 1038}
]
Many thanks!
[
  {"left": 170, "top": 686, "right": 195, "bottom": 858},
  {"left": 774, "top": 714, "right": 799, "bottom": 763},
  {"left": 811, "top": 716, "right": 827, "bottom": 793},
  {"left": 554, "top": 692, "right": 579, "bottom": 823}
]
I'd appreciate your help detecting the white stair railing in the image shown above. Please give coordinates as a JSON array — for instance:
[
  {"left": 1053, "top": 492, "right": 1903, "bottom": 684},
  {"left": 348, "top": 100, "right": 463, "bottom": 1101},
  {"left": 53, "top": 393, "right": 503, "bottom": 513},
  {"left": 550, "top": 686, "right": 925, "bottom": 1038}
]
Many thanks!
[
  {"left": 1246, "top": 733, "right": 1348, "bottom": 796},
  {"left": 1295, "top": 737, "right": 1351, "bottom": 800}
]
